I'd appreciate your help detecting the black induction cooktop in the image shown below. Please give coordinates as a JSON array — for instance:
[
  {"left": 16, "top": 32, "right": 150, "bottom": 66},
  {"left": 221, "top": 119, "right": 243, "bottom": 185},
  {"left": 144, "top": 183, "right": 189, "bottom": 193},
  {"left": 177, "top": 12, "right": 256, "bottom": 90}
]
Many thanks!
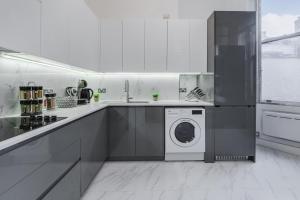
[{"left": 0, "top": 115, "right": 67, "bottom": 143}]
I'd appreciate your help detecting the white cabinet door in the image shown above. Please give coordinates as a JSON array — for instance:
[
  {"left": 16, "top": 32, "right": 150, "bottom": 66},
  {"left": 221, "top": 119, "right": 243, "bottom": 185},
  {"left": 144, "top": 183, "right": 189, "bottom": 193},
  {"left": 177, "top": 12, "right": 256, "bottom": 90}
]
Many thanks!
[
  {"left": 145, "top": 20, "right": 167, "bottom": 72},
  {"left": 167, "top": 20, "right": 190, "bottom": 72},
  {"left": 41, "top": 0, "right": 70, "bottom": 64},
  {"left": 189, "top": 20, "right": 207, "bottom": 73},
  {"left": 69, "top": 0, "right": 100, "bottom": 71},
  {"left": 0, "top": 0, "right": 41, "bottom": 55},
  {"left": 123, "top": 20, "right": 145, "bottom": 72},
  {"left": 100, "top": 20, "right": 123, "bottom": 72}
]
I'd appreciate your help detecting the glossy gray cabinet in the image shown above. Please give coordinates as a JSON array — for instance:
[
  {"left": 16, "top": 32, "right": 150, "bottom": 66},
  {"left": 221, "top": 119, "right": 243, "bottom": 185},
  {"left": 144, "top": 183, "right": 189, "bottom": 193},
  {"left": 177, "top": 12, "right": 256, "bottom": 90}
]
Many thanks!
[
  {"left": 108, "top": 107, "right": 135, "bottom": 159},
  {"left": 135, "top": 107, "right": 164, "bottom": 159},
  {"left": 207, "top": 11, "right": 256, "bottom": 106},
  {"left": 81, "top": 109, "right": 108, "bottom": 194},
  {"left": 204, "top": 107, "right": 215, "bottom": 163},
  {"left": 213, "top": 107, "right": 256, "bottom": 161},
  {"left": 108, "top": 107, "right": 164, "bottom": 160},
  {"left": 0, "top": 122, "right": 81, "bottom": 200},
  {"left": 42, "top": 163, "right": 80, "bottom": 200}
]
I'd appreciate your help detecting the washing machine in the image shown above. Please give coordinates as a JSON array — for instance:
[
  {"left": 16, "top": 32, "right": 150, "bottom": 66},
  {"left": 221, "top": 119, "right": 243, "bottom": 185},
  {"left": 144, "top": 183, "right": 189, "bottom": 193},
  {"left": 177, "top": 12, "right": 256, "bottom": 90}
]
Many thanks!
[{"left": 165, "top": 108, "right": 205, "bottom": 161}]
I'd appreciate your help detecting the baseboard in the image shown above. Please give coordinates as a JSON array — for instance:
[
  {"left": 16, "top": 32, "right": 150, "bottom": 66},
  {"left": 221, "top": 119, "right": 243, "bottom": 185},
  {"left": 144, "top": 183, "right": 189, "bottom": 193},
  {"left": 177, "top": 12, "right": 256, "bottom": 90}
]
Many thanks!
[
  {"left": 257, "top": 138, "right": 300, "bottom": 156},
  {"left": 107, "top": 156, "right": 164, "bottom": 161}
]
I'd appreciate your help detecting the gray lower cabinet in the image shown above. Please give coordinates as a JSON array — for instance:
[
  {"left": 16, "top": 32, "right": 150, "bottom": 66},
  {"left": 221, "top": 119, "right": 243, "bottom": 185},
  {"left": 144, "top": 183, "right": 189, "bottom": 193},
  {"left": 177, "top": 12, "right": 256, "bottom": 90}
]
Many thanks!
[
  {"left": 80, "top": 109, "right": 108, "bottom": 194},
  {"left": 42, "top": 163, "right": 80, "bottom": 200},
  {"left": 108, "top": 107, "right": 135, "bottom": 159},
  {"left": 0, "top": 122, "right": 81, "bottom": 200},
  {"left": 204, "top": 107, "right": 215, "bottom": 163},
  {"left": 108, "top": 107, "right": 164, "bottom": 160},
  {"left": 135, "top": 107, "right": 164, "bottom": 159},
  {"left": 0, "top": 108, "right": 108, "bottom": 200},
  {"left": 213, "top": 106, "right": 256, "bottom": 161}
]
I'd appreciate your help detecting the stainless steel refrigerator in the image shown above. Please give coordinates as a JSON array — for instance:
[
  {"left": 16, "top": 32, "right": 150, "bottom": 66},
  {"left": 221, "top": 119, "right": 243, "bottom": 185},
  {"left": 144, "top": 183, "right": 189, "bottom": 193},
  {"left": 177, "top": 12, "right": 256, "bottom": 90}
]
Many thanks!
[{"left": 207, "top": 11, "right": 256, "bottom": 162}]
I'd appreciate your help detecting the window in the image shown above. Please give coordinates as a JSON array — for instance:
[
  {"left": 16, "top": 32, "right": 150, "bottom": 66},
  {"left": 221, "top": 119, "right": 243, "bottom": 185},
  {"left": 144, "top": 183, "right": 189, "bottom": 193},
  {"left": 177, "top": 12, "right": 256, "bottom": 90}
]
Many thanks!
[{"left": 260, "top": 0, "right": 300, "bottom": 104}]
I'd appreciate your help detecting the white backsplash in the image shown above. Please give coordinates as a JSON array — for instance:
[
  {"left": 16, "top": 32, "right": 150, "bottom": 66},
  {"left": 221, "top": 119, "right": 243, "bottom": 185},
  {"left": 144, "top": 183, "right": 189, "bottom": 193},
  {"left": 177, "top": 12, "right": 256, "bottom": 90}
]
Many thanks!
[{"left": 0, "top": 57, "right": 181, "bottom": 116}]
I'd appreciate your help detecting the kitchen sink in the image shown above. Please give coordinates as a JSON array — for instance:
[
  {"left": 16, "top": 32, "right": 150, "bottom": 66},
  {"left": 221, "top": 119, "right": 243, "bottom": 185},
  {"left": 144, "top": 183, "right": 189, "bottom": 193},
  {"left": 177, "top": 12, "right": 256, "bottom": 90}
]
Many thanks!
[
  {"left": 101, "top": 100, "right": 150, "bottom": 104},
  {"left": 128, "top": 101, "right": 150, "bottom": 104}
]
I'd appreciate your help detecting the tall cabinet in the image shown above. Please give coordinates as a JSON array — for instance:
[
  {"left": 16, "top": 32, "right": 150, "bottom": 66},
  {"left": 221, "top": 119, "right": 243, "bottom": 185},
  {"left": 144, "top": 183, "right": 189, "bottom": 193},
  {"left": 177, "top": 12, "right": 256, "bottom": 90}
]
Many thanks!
[
  {"left": 69, "top": 0, "right": 100, "bottom": 71},
  {"left": 100, "top": 20, "right": 123, "bottom": 72},
  {"left": 207, "top": 11, "right": 256, "bottom": 162},
  {"left": 41, "top": 0, "right": 100, "bottom": 69},
  {"left": 167, "top": 20, "right": 190, "bottom": 72},
  {"left": 0, "top": 0, "right": 41, "bottom": 55},
  {"left": 123, "top": 20, "right": 145, "bottom": 72},
  {"left": 41, "top": 0, "right": 70, "bottom": 64}
]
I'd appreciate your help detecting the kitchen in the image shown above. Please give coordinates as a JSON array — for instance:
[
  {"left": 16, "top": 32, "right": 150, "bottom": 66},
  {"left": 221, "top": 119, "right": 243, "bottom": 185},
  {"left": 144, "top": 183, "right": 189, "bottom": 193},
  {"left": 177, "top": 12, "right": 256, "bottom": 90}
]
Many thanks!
[{"left": 0, "top": 0, "right": 300, "bottom": 200}]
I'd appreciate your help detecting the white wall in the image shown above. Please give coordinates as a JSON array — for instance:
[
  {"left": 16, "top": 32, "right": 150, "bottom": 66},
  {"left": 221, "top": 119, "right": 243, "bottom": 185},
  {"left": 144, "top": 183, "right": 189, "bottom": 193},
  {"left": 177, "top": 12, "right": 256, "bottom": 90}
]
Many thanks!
[
  {"left": 0, "top": 57, "right": 180, "bottom": 116},
  {"left": 85, "top": 0, "right": 178, "bottom": 19},
  {"left": 178, "top": 0, "right": 256, "bottom": 19}
]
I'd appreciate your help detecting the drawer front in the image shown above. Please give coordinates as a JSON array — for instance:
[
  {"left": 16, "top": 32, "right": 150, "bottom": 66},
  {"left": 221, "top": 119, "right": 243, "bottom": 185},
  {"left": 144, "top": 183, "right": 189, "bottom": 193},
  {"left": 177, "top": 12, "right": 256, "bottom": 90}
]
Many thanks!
[
  {"left": 0, "top": 122, "right": 80, "bottom": 195},
  {"left": 42, "top": 163, "right": 80, "bottom": 200},
  {"left": 0, "top": 140, "right": 80, "bottom": 200}
]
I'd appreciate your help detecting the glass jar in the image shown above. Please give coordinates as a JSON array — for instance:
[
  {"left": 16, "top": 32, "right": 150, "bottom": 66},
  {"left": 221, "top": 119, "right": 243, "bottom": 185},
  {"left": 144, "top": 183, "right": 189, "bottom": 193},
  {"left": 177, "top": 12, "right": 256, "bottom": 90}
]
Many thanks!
[
  {"left": 31, "top": 100, "right": 43, "bottom": 114},
  {"left": 19, "top": 86, "right": 32, "bottom": 100},
  {"left": 45, "top": 93, "right": 56, "bottom": 110},
  {"left": 32, "top": 86, "right": 43, "bottom": 99},
  {"left": 37, "top": 86, "right": 43, "bottom": 98},
  {"left": 20, "top": 100, "right": 31, "bottom": 116}
]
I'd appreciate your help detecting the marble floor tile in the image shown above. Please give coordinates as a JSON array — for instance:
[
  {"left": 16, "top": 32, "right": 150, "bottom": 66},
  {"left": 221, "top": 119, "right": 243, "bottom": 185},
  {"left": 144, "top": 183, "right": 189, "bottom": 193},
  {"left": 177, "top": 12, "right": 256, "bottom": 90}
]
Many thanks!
[{"left": 81, "top": 146, "right": 300, "bottom": 200}]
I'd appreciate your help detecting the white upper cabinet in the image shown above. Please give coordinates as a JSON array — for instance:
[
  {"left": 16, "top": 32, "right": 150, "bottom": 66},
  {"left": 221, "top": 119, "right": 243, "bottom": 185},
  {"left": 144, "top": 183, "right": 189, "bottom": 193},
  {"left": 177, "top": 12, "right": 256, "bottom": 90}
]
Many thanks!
[
  {"left": 41, "top": 0, "right": 70, "bottom": 64},
  {"left": 100, "top": 20, "right": 123, "bottom": 72},
  {"left": 69, "top": 0, "right": 100, "bottom": 71},
  {"left": 145, "top": 20, "right": 167, "bottom": 72},
  {"left": 123, "top": 20, "right": 145, "bottom": 72},
  {"left": 189, "top": 20, "right": 207, "bottom": 73},
  {"left": 167, "top": 20, "right": 190, "bottom": 72},
  {"left": 0, "top": 0, "right": 41, "bottom": 55}
]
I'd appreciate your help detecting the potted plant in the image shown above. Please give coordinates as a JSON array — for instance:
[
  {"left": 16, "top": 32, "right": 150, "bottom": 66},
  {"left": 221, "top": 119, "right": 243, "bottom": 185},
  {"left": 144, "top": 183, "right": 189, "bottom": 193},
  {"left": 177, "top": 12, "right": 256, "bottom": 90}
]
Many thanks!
[{"left": 152, "top": 93, "right": 159, "bottom": 101}]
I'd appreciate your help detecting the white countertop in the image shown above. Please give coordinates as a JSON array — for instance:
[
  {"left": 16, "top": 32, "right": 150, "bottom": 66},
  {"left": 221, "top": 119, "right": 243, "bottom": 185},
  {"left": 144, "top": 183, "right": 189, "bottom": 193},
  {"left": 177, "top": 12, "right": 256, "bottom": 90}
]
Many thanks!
[{"left": 0, "top": 100, "right": 213, "bottom": 153}]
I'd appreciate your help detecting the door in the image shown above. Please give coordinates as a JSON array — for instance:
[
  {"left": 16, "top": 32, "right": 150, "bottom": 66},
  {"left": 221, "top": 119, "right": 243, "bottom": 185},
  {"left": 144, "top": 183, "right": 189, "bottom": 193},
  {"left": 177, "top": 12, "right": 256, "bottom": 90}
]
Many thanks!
[
  {"left": 123, "top": 20, "right": 145, "bottom": 72},
  {"left": 145, "top": 20, "right": 167, "bottom": 72},
  {"left": 80, "top": 109, "right": 107, "bottom": 194},
  {"left": 189, "top": 19, "right": 207, "bottom": 73},
  {"left": 108, "top": 107, "right": 135, "bottom": 159},
  {"left": 169, "top": 119, "right": 202, "bottom": 148},
  {"left": 167, "top": 20, "right": 190, "bottom": 72},
  {"left": 135, "top": 107, "right": 164, "bottom": 159},
  {"left": 100, "top": 20, "right": 123, "bottom": 72},
  {"left": 213, "top": 106, "right": 256, "bottom": 158},
  {"left": 69, "top": 0, "right": 100, "bottom": 71},
  {"left": 0, "top": 0, "right": 41, "bottom": 55},
  {"left": 214, "top": 12, "right": 256, "bottom": 106},
  {"left": 41, "top": 0, "right": 70, "bottom": 64}
]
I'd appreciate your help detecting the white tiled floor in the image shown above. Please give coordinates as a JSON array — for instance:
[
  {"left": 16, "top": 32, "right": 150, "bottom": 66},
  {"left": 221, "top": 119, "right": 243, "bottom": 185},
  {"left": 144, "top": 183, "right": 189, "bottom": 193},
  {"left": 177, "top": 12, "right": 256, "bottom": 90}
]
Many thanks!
[{"left": 81, "top": 145, "right": 300, "bottom": 200}]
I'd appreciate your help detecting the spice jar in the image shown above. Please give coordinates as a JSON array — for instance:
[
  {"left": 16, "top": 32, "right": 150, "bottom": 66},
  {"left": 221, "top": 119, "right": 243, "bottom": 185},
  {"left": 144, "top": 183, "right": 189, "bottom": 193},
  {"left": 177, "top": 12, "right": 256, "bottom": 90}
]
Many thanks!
[
  {"left": 20, "top": 100, "right": 32, "bottom": 116},
  {"left": 32, "top": 86, "right": 43, "bottom": 99},
  {"left": 19, "top": 86, "right": 32, "bottom": 100},
  {"left": 37, "top": 86, "right": 43, "bottom": 98},
  {"left": 31, "top": 100, "right": 43, "bottom": 114},
  {"left": 45, "top": 93, "right": 56, "bottom": 110}
]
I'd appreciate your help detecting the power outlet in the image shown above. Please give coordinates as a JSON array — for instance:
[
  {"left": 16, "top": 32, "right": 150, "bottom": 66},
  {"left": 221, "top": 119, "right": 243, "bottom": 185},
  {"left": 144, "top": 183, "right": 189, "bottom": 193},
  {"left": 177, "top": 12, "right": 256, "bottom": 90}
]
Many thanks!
[
  {"left": 98, "top": 88, "right": 107, "bottom": 94},
  {"left": 179, "top": 88, "right": 187, "bottom": 93}
]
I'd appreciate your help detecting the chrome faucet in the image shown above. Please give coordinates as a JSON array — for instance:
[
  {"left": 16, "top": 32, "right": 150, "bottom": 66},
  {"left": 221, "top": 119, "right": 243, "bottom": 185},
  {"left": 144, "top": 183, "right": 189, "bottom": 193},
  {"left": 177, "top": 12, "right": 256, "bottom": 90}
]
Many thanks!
[{"left": 124, "top": 80, "right": 133, "bottom": 103}]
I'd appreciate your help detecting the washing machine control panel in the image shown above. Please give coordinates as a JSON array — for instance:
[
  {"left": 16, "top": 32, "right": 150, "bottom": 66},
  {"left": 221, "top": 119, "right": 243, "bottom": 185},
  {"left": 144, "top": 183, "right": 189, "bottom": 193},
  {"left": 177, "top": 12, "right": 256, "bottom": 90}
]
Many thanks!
[
  {"left": 192, "top": 110, "right": 203, "bottom": 115},
  {"left": 166, "top": 109, "right": 203, "bottom": 117}
]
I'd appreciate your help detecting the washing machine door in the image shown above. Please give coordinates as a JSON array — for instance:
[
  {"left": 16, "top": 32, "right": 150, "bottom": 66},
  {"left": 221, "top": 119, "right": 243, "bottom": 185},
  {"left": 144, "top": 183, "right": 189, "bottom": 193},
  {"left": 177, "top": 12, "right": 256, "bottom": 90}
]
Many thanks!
[{"left": 169, "top": 118, "right": 201, "bottom": 147}]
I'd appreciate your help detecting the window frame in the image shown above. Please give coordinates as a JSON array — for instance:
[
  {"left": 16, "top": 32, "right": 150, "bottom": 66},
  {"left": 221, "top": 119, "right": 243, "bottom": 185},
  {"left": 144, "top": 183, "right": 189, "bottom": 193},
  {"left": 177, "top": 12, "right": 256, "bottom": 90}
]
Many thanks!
[{"left": 258, "top": 0, "right": 300, "bottom": 106}]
